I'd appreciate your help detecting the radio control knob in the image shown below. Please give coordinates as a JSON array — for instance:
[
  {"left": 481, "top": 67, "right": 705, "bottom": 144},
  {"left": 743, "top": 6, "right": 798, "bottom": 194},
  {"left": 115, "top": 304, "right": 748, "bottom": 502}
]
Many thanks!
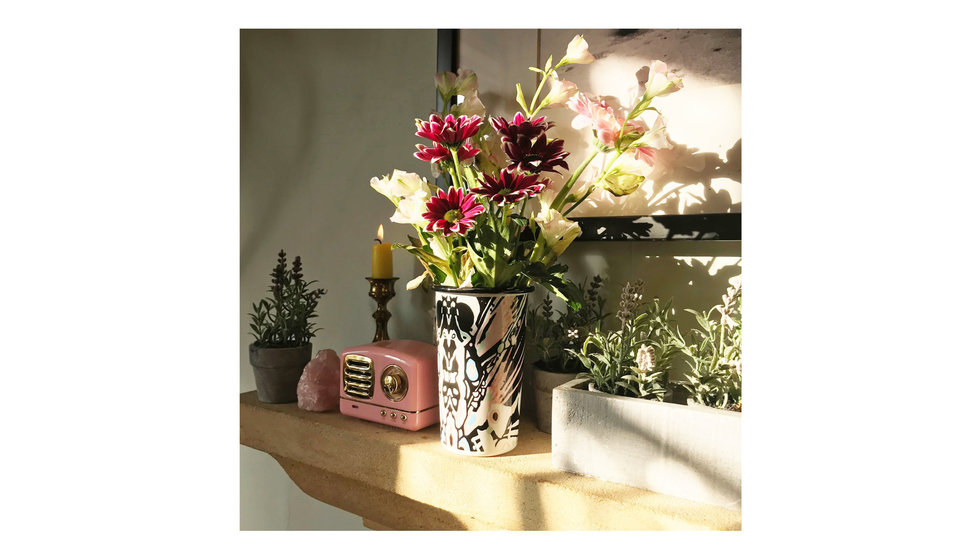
[
  {"left": 380, "top": 410, "right": 386, "bottom": 417},
  {"left": 380, "top": 365, "right": 409, "bottom": 402},
  {"left": 389, "top": 412, "right": 396, "bottom": 418},
  {"left": 400, "top": 415, "right": 407, "bottom": 421}
]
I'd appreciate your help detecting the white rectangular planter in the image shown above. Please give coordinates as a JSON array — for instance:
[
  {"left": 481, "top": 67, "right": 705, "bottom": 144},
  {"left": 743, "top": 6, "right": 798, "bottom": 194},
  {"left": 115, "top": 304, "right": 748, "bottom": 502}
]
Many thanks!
[{"left": 551, "top": 379, "right": 741, "bottom": 510}]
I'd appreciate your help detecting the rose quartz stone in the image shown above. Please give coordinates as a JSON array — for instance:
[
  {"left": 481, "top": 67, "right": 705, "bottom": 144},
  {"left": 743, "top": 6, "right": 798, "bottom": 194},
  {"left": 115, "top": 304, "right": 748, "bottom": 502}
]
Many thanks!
[{"left": 297, "top": 349, "right": 340, "bottom": 412}]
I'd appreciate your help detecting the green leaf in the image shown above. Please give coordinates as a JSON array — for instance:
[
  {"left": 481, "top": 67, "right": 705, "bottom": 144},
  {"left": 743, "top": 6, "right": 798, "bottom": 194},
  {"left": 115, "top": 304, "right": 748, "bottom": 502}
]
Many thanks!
[{"left": 515, "top": 83, "right": 529, "bottom": 113}]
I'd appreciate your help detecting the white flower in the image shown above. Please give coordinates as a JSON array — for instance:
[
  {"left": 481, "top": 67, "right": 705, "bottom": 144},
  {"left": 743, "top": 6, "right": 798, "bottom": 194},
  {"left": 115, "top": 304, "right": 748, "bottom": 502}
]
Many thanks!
[
  {"left": 434, "top": 69, "right": 478, "bottom": 98},
  {"left": 636, "top": 344, "right": 655, "bottom": 373},
  {"left": 434, "top": 72, "right": 455, "bottom": 98},
  {"left": 645, "top": 60, "right": 683, "bottom": 98},
  {"left": 563, "top": 35, "right": 595, "bottom": 65},
  {"left": 389, "top": 191, "right": 429, "bottom": 228},
  {"left": 455, "top": 69, "right": 478, "bottom": 98},
  {"left": 541, "top": 78, "right": 578, "bottom": 107},
  {"left": 370, "top": 170, "right": 430, "bottom": 203},
  {"left": 456, "top": 93, "right": 486, "bottom": 117},
  {"left": 534, "top": 208, "right": 582, "bottom": 257},
  {"left": 639, "top": 115, "right": 672, "bottom": 149}
]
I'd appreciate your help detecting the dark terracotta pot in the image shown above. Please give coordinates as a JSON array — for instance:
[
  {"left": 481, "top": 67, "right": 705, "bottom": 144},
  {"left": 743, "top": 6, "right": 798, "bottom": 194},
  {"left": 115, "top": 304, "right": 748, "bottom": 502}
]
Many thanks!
[{"left": 248, "top": 343, "right": 313, "bottom": 403}]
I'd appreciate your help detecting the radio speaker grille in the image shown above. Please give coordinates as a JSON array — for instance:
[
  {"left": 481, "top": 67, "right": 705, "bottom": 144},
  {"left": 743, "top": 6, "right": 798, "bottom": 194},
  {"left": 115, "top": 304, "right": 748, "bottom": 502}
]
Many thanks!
[{"left": 343, "top": 354, "right": 374, "bottom": 399}]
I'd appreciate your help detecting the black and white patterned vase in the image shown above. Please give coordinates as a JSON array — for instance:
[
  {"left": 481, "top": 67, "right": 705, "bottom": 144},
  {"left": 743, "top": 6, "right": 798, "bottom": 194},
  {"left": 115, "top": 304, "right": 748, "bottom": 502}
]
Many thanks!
[{"left": 434, "top": 286, "right": 532, "bottom": 457}]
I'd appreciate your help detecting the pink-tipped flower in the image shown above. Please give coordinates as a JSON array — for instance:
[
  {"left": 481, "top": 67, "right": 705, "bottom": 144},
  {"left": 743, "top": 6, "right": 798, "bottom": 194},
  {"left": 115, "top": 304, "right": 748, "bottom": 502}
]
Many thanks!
[
  {"left": 490, "top": 113, "right": 569, "bottom": 174},
  {"left": 422, "top": 188, "right": 485, "bottom": 235},
  {"left": 472, "top": 169, "right": 549, "bottom": 205},
  {"left": 415, "top": 114, "right": 483, "bottom": 147},
  {"left": 566, "top": 93, "right": 647, "bottom": 148},
  {"left": 631, "top": 146, "right": 658, "bottom": 167},
  {"left": 414, "top": 142, "right": 480, "bottom": 163}
]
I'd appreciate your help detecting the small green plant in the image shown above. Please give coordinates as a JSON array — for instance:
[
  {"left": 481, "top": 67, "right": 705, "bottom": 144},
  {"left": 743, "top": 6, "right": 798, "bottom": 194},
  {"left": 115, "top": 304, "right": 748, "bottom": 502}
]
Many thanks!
[
  {"left": 248, "top": 250, "right": 327, "bottom": 348},
  {"left": 677, "top": 282, "right": 742, "bottom": 411},
  {"left": 527, "top": 275, "right": 607, "bottom": 373},
  {"left": 569, "top": 280, "right": 683, "bottom": 399}
]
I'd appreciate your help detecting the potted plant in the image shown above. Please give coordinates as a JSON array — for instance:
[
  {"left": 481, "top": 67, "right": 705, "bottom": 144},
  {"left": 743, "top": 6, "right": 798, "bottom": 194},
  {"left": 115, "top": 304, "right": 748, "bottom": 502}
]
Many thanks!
[
  {"left": 678, "top": 281, "right": 742, "bottom": 412},
  {"left": 552, "top": 280, "right": 742, "bottom": 510},
  {"left": 369, "top": 34, "right": 685, "bottom": 456},
  {"left": 526, "top": 275, "right": 606, "bottom": 433},
  {"left": 247, "top": 250, "right": 326, "bottom": 404}
]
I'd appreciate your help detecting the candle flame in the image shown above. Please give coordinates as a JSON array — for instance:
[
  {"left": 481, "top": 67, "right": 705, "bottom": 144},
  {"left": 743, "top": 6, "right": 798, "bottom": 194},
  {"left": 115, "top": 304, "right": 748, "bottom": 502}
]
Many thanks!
[{"left": 377, "top": 224, "right": 384, "bottom": 242}]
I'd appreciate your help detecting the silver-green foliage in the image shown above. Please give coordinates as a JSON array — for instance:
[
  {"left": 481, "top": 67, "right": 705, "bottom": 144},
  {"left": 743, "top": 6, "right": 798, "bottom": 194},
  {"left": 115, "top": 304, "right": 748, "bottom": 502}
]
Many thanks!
[
  {"left": 568, "top": 280, "right": 683, "bottom": 400},
  {"left": 678, "top": 282, "right": 741, "bottom": 410},
  {"left": 527, "top": 275, "right": 607, "bottom": 373},
  {"left": 248, "top": 250, "right": 327, "bottom": 348}
]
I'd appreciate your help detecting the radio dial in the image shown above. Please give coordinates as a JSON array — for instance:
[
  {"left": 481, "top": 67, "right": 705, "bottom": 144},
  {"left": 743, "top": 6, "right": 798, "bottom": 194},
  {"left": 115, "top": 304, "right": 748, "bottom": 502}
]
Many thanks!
[{"left": 381, "top": 365, "right": 409, "bottom": 402}]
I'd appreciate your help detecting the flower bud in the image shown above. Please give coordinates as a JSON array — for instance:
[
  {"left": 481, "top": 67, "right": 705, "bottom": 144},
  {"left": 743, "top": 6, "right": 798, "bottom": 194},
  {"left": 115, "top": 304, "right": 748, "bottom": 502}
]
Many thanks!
[{"left": 564, "top": 35, "right": 596, "bottom": 65}]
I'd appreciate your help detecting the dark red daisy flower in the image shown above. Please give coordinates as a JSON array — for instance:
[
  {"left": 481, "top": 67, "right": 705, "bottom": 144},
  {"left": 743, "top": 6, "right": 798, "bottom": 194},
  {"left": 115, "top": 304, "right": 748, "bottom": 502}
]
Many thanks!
[
  {"left": 504, "top": 136, "right": 570, "bottom": 175},
  {"left": 416, "top": 114, "right": 483, "bottom": 147},
  {"left": 414, "top": 142, "right": 480, "bottom": 163},
  {"left": 472, "top": 169, "right": 549, "bottom": 205},
  {"left": 422, "top": 188, "right": 485, "bottom": 235},
  {"left": 490, "top": 113, "right": 553, "bottom": 140},
  {"left": 489, "top": 113, "right": 569, "bottom": 174}
]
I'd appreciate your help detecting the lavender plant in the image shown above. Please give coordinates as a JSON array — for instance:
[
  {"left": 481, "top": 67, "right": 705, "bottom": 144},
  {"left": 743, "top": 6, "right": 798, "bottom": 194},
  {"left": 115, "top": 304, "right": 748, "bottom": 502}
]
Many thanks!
[
  {"left": 677, "top": 282, "right": 742, "bottom": 411},
  {"left": 568, "top": 280, "right": 683, "bottom": 399},
  {"left": 527, "top": 275, "right": 607, "bottom": 372},
  {"left": 248, "top": 250, "right": 327, "bottom": 348}
]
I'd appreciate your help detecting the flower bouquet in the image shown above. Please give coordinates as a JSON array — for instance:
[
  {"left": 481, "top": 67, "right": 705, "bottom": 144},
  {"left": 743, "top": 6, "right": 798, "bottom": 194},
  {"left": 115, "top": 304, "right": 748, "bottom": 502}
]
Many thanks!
[{"left": 369, "top": 34, "right": 685, "bottom": 456}]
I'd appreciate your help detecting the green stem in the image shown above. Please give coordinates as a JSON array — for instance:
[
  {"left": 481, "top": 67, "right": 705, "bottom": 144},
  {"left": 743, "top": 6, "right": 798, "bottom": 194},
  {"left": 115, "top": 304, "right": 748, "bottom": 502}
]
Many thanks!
[
  {"left": 527, "top": 66, "right": 552, "bottom": 117},
  {"left": 561, "top": 150, "right": 627, "bottom": 214},
  {"left": 449, "top": 148, "right": 464, "bottom": 190},
  {"left": 435, "top": 236, "right": 460, "bottom": 286},
  {"left": 562, "top": 187, "right": 595, "bottom": 215},
  {"left": 711, "top": 319, "right": 725, "bottom": 373},
  {"left": 446, "top": 165, "right": 461, "bottom": 191},
  {"left": 552, "top": 149, "right": 599, "bottom": 210}
]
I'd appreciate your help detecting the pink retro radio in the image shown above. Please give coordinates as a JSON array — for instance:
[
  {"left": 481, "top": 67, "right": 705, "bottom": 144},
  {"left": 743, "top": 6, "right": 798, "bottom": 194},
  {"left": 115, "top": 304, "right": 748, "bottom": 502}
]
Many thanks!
[{"left": 339, "top": 339, "right": 438, "bottom": 431}]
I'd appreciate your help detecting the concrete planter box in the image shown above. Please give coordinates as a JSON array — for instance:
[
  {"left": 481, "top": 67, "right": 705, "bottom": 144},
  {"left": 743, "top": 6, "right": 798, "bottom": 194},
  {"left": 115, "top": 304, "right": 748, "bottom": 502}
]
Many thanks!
[
  {"left": 531, "top": 364, "right": 581, "bottom": 434},
  {"left": 551, "top": 379, "right": 741, "bottom": 510}
]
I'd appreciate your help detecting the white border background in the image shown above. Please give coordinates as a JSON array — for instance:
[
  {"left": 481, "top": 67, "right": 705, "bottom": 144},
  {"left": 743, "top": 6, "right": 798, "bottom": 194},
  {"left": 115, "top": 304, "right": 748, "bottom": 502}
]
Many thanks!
[{"left": 3, "top": 0, "right": 978, "bottom": 556}]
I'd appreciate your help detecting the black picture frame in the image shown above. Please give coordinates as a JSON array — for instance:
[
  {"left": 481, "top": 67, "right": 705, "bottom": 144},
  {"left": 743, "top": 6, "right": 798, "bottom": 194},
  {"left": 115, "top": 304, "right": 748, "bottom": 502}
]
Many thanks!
[{"left": 437, "top": 29, "right": 740, "bottom": 242}]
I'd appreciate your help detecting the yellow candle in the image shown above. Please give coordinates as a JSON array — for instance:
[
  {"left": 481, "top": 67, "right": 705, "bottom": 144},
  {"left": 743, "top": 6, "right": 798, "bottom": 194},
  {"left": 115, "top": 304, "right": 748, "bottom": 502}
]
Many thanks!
[{"left": 371, "top": 224, "right": 393, "bottom": 278}]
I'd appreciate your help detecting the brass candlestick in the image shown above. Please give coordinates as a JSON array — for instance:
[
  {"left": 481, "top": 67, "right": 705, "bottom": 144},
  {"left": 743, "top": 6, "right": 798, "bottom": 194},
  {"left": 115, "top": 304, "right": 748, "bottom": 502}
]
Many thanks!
[{"left": 367, "top": 277, "right": 398, "bottom": 342}]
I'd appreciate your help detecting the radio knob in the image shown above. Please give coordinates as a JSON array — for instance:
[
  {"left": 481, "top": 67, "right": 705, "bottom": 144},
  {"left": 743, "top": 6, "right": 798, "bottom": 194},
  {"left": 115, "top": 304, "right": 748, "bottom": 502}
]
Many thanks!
[
  {"left": 400, "top": 415, "right": 407, "bottom": 421},
  {"left": 389, "top": 412, "right": 396, "bottom": 418},
  {"left": 380, "top": 410, "right": 386, "bottom": 417},
  {"left": 380, "top": 365, "right": 409, "bottom": 402}
]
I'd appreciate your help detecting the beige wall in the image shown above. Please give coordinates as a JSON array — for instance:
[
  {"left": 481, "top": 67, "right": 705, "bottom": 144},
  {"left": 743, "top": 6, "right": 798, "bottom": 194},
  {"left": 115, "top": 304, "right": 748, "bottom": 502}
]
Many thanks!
[
  {"left": 241, "top": 29, "right": 739, "bottom": 530},
  {"left": 240, "top": 29, "right": 438, "bottom": 530}
]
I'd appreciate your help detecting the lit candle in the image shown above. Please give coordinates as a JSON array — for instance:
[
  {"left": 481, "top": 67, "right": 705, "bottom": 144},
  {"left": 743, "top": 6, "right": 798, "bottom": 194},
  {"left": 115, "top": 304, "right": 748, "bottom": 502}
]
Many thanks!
[{"left": 371, "top": 224, "right": 393, "bottom": 278}]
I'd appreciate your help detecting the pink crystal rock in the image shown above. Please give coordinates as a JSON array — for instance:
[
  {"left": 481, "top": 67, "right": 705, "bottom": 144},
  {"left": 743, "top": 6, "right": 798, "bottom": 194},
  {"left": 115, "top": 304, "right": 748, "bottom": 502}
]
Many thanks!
[{"left": 297, "top": 349, "right": 340, "bottom": 412}]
